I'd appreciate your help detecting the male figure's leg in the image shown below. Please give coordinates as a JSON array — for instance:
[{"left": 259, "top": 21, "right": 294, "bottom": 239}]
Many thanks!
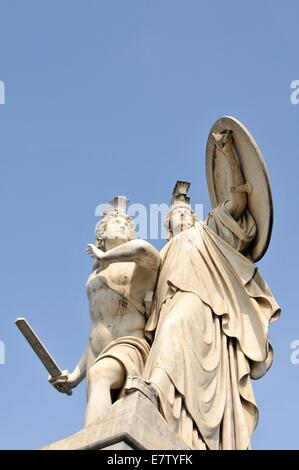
[{"left": 85, "top": 357, "right": 125, "bottom": 426}]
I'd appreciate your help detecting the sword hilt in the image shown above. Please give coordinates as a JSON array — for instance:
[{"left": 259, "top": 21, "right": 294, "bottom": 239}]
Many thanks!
[{"left": 48, "top": 371, "right": 74, "bottom": 396}]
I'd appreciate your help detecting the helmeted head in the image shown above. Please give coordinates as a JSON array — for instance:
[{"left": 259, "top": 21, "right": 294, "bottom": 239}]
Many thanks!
[
  {"left": 95, "top": 196, "right": 136, "bottom": 251},
  {"left": 165, "top": 181, "right": 197, "bottom": 240}
]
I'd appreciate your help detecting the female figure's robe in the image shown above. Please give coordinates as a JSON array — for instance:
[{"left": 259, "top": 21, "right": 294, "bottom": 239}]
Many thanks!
[{"left": 143, "top": 203, "right": 280, "bottom": 450}]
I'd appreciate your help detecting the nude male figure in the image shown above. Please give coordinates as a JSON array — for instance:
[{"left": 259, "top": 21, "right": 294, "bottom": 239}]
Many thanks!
[{"left": 50, "top": 197, "right": 160, "bottom": 426}]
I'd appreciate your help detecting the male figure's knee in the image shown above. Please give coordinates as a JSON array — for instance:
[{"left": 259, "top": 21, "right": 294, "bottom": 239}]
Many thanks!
[
  {"left": 87, "top": 363, "right": 101, "bottom": 384},
  {"left": 87, "top": 358, "right": 125, "bottom": 387}
]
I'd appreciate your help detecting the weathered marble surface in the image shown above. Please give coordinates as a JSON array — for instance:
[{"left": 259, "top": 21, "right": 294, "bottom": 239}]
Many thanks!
[
  {"left": 20, "top": 117, "right": 280, "bottom": 452},
  {"left": 49, "top": 196, "right": 160, "bottom": 427},
  {"left": 141, "top": 129, "right": 280, "bottom": 450},
  {"left": 41, "top": 390, "right": 188, "bottom": 451}
]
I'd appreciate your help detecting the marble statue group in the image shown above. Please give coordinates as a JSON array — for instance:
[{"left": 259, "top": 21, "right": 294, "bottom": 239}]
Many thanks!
[{"left": 20, "top": 116, "right": 280, "bottom": 450}]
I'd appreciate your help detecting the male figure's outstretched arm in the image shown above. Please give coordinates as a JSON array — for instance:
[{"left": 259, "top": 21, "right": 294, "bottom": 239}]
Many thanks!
[{"left": 87, "top": 239, "right": 161, "bottom": 271}]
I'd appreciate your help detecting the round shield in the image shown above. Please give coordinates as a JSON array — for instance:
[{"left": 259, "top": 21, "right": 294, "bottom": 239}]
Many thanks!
[{"left": 206, "top": 116, "right": 273, "bottom": 262}]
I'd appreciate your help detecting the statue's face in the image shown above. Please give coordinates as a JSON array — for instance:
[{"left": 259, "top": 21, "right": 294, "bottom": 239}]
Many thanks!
[
  {"left": 105, "top": 215, "right": 133, "bottom": 242},
  {"left": 170, "top": 207, "right": 194, "bottom": 237}
]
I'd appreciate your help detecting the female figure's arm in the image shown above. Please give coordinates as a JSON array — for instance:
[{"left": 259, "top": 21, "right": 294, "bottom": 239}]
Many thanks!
[{"left": 213, "top": 130, "right": 251, "bottom": 220}]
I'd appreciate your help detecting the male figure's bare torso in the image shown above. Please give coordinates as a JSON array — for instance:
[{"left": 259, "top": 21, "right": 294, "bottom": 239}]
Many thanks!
[{"left": 86, "top": 261, "right": 157, "bottom": 367}]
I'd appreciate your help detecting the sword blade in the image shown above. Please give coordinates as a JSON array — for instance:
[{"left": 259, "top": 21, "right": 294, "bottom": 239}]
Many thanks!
[{"left": 15, "top": 317, "right": 62, "bottom": 378}]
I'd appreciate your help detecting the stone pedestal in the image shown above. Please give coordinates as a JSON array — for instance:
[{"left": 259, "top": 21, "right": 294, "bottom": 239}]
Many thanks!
[{"left": 41, "top": 390, "right": 188, "bottom": 450}]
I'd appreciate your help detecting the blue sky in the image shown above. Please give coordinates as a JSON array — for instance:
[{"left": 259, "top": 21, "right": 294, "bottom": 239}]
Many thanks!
[{"left": 0, "top": 0, "right": 298, "bottom": 449}]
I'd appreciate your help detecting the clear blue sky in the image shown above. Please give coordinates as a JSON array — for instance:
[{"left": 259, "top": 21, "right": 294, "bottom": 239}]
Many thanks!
[{"left": 0, "top": 0, "right": 298, "bottom": 450}]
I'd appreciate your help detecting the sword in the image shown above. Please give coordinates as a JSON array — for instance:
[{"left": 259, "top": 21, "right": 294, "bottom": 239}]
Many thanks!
[{"left": 15, "top": 317, "right": 72, "bottom": 396}]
